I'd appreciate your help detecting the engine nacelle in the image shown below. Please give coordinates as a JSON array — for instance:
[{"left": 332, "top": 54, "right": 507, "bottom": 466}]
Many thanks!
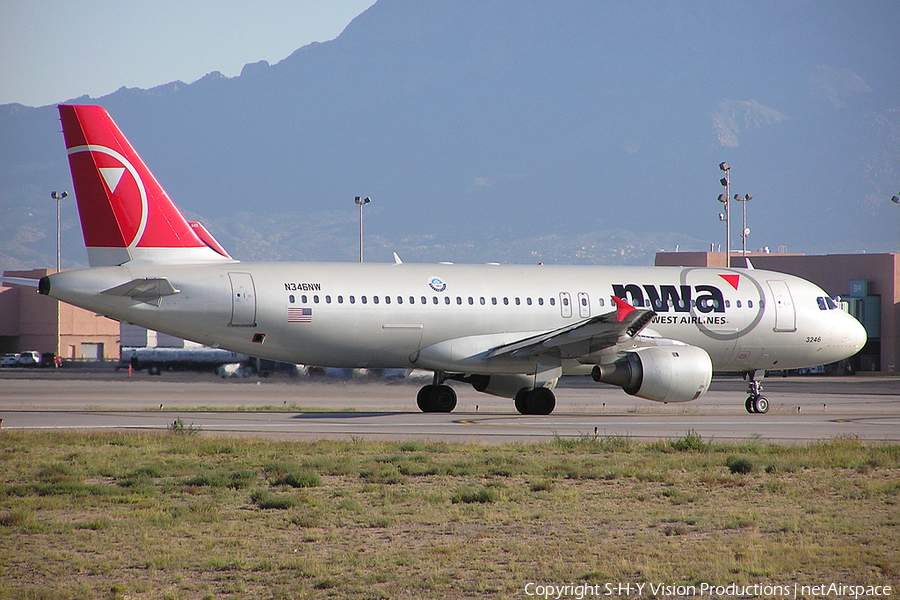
[
  {"left": 467, "top": 373, "right": 551, "bottom": 398},
  {"left": 591, "top": 345, "right": 712, "bottom": 403}
]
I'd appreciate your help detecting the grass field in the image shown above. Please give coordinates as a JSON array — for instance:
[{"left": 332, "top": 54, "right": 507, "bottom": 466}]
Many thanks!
[{"left": 1, "top": 429, "right": 898, "bottom": 599}]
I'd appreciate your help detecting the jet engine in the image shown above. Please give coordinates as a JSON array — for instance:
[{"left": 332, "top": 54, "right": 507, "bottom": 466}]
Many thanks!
[{"left": 591, "top": 345, "right": 712, "bottom": 403}]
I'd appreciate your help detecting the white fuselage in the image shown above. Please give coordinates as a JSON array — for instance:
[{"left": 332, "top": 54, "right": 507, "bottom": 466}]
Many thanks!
[{"left": 45, "top": 261, "right": 866, "bottom": 376}]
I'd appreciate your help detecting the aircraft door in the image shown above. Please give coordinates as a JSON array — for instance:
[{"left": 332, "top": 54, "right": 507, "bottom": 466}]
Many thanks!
[
  {"left": 577, "top": 292, "right": 591, "bottom": 318},
  {"left": 228, "top": 272, "right": 257, "bottom": 327},
  {"left": 559, "top": 292, "right": 572, "bottom": 318},
  {"left": 767, "top": 280, "right": 796, "bottom": 332}
]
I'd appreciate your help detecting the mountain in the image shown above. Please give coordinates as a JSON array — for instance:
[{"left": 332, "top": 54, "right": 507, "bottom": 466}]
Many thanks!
[{"left": 2, "top": 0, "right": 899, "bottom": 272}]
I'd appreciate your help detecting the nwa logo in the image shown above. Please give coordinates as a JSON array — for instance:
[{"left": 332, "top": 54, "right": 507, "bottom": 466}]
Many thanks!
[{"left": 612, "top": 283, "right": 727, "bottom": 313}]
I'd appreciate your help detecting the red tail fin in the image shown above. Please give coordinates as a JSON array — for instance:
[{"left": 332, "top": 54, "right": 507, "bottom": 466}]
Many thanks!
[{"left": 59, "top": 105, "right": 231, "bottom": 266}]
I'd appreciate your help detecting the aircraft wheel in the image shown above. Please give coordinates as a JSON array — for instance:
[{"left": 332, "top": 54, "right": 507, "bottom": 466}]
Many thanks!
[
  {"left": 430, "top": 384, "right": 457, "bottom": 413},
  {"left": 528, "top": 387, "right": 556, "bottom": 415},
  {"left": 514, "top": 388, "right": 530, "bottom": 414},
  {"left": 753, "top": 395, "right": 769, "bottom": 414},
  {"left": 417, "top": 385, "right": 435, "bottom": 412},
  {"left": 745, "top": 396, "right": 757, "bottom": 414}
]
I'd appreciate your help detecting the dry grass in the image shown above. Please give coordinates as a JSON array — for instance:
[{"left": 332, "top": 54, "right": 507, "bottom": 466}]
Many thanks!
[{"left": 0, "top": 431, "right": 897, "bottom": 599}]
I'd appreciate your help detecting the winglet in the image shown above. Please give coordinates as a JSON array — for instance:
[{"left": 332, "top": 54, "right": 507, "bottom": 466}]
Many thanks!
[{"left": 611, "top": 296, "right": 636, "bottom": 322}]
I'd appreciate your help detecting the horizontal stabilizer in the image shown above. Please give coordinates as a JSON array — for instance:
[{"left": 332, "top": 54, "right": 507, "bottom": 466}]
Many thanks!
[
  {"left": 0, "top": 277, "right": 41, "bottom": 288},
  {"left": 101, "top": 277, "right": 180, "bottom": 304}
]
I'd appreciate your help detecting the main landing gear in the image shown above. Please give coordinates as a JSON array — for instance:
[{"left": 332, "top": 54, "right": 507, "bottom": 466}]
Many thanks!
[
  {"left": 744, "top": 370, "right": 769, "bottom": 414},
  {"left": 416, "top": 372, "right": 457, "bottom": 413},
  {"left": 514, "top": 387, "right": 556, "bottom": 415}
]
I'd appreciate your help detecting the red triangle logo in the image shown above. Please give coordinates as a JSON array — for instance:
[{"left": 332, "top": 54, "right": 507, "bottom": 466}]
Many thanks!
[{"left": 719, "top": 274, "right": 740, "bottom": 290}]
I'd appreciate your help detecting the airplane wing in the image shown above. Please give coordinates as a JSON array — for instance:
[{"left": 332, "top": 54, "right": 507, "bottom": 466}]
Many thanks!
[{"left": 485, "top": 297, "right": 656, "bottom": 360}]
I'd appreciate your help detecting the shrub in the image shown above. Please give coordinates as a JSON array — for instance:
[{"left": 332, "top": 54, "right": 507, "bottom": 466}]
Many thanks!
[
  {"left": 452, "top": 487, "right": 497, "bottom": 504},
  {"left": 250, "top": 489, "right": 297, "bottom": 510},
  {"left": 670, "top": 430, "right": 709, "bottom": 452},
  {"left": 273, "top": 471, "right": 321, "bottom": 488},
  {"left": 726, "top": 456, "right": 754, "bottom": 475}
]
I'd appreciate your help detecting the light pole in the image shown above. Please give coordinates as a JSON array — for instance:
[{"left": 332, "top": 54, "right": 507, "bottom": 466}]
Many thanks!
[
  {"left": 892, "top": 194, "right": 899, "bottom": 252},
  {"left": 735, "top": 193, "right": 752, "bottom": 257},
  {"left": 718, "top": 162, "right": 730, "bottom": 268},
  {"left": 51, "top": 191, "right": 69, "bottom": 272},
  {"left": 354, "top": 196, "right": 370, "bottom": 263}
]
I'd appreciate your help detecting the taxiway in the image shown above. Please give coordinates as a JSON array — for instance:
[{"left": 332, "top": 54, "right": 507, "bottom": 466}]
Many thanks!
[{"left": 1, "top": 371, "right": 897, "bottom": 444}]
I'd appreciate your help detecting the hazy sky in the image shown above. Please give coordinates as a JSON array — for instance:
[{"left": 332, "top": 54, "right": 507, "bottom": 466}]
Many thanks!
[{"left": 0, "top": 1, "right": 377, "bottom": 107}]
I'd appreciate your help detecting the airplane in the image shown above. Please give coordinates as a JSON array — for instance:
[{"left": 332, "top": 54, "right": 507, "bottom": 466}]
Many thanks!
[{"left": 13, "top": 105, "right": 868, "bottom": 415}]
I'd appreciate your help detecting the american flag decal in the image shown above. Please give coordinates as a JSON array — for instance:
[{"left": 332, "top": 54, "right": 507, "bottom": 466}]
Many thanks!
[{"left": 287, "top": 307, "right": 313, "bottom": 323}]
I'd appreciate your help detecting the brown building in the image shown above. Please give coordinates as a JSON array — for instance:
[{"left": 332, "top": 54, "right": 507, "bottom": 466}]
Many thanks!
[
  {"left": 0, "top": 269, "right": 120, "bottom": 361},
  {"left": 655, "top": 252, "right": 899, "bottom": 373}
]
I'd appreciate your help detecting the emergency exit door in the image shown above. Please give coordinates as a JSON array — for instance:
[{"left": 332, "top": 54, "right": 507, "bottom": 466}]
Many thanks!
[
  {"left": 767, "top": 280, "right": 796, "bottom": 332},
  {"left": 229, "top": 272, "right": 257, "bottom": 327}
]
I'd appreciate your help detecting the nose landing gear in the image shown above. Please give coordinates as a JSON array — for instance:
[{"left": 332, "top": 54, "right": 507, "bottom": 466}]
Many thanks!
[{"left": 744, "top": 371, "right": 769, "bottom": 414}]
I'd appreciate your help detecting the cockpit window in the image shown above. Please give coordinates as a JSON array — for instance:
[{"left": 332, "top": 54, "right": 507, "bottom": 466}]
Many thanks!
[{"left": 817, "top": 296, "right": 839, "bottom": 310}]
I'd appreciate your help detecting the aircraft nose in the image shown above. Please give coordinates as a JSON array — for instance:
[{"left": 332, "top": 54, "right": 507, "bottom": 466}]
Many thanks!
[{"left": 844, "top": 312, "right": 867, "bottom": 354}]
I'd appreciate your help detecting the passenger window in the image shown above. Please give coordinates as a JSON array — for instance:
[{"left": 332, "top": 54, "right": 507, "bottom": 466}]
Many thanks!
[
  {"left": 515, "top": 297, "right": 521, "bottom": 305},
  {"left": 724, "top": 300, "right": 730, "bottom": 308},
  {"left": 491, "top": 297, "right": 497, "bottom": 305},
  {"left": 598, "top": 298, "right": 604, "bottom": 307},
  {"left": 349, "top": 296, "right": 355, "bottom": 304},
  {"left": 550, "top": 298, "right": 555, "bottom": 306},
  {"left": 736, "top": 300, "right": 741, "bottom": 308},
  {"left": 373, "top": 296, "right": 379, "bottom": 304},
  {"left": 397, "top": 296, "right": 403, "bottom": 304},
  {"left": 301, "top": 295, "right": 308, "bottom": 303},
  {"left": 338, "top": 295, "right": 344, "bottom": 304},
  {"left": 539, "top": 298, "right": 544, "bottom": 306},
  {"left": 385, "top": 296, "right": 390, "bottom": 304},
  {"left": 325, "top": 295, "right": 331, "bottom": 304},
  {"left": 480, "top": 297, "right": 486, "bottom": 305},
  {"left": 468, "top": 297, "right": 474, "bottom": 305},
  {"left": 527, "top": 298, "right": 532, "bottom": 306},
  {"left": 361, "top": 296, "right": 367, "bottom": 304},
  {"left": 433, "top": 296, "right": 439, "bottom": 305},
  {"left": 457, "top": 297, "right": 462, "bottom": 305},
  {"left": 503, "top": 297, "right": 509, "bottom": 305},
  {"left": 289, "top": 295, "right": 295, "bottom": 303},
  {"left": 421, "top": 296, "right": 427, "bottom": 304},
  {"left": 444, "top": 296, "right": 450, "bottom": 305},
  {"left": 314, "top": 295, "right": 320, "bottom": 304},
  {"left": 409, "top": 296, "right": 415, "bottom": 305},
  {"left": 747, "top": 300, "right": 752, "bottom": 308}
]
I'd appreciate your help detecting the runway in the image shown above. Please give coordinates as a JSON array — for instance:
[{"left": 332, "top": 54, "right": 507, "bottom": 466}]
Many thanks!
[{"left": 1, "top": 370, "right": 898, "bottom": 444}]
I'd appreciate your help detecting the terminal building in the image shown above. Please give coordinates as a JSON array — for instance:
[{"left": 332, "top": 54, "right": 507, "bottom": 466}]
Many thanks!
[
  {"left": 0, "top": 269, "right": 120, "bottom": 361},
  {"left": 1, "top": 269, "right": 200, "bottom": 363},
  {"left": 655, "top": 252, "right": 898, "bottom": 373}
]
